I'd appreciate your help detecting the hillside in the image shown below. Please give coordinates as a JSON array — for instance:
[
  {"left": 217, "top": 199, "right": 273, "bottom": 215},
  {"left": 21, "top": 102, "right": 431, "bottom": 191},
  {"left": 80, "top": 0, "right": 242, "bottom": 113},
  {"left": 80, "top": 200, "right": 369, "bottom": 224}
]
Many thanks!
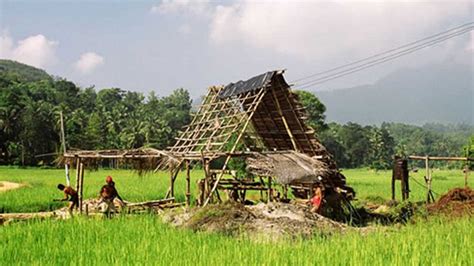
[
  {"left": 0, "top": 59, "right": 51, "bottom": 82},
  {"left": 316, "top": 63, "right": 473, "bottom": 125}
]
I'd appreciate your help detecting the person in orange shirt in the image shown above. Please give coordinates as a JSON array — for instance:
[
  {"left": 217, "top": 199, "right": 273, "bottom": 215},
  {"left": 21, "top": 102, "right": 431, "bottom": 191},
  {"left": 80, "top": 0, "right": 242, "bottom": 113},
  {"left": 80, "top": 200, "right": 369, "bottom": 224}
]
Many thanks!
[
  {"left": 97, "top": 176, "right": 124, "bottom": 217},
  {"left": 308, "top": 186, "right": 323, "bottom": 213},
  {"left": 54, "top": 184, "right": 79, "bottom": 216}
]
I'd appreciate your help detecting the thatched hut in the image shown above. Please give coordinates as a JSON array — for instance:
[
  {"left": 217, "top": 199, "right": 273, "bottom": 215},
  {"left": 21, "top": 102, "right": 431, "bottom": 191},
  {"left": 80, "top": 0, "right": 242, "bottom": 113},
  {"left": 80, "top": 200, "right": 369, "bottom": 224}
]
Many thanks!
[{"left": 63, "top": 70, "right": 354, "bottom": 210}]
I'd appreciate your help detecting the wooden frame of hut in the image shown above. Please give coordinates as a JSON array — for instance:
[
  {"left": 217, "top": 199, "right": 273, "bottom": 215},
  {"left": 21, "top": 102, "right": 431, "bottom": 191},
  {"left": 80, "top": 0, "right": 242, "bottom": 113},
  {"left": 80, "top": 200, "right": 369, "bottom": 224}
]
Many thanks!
[{"left": 62, "top": 70, "right": 354, "bottom": 211}]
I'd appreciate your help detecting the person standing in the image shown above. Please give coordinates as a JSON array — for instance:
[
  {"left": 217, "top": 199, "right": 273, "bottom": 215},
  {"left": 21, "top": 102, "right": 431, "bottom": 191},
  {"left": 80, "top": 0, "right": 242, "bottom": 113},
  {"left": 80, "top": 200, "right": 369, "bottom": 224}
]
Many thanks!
[{"left": 98, "top": 176, "right": 124, "bottom": 217}]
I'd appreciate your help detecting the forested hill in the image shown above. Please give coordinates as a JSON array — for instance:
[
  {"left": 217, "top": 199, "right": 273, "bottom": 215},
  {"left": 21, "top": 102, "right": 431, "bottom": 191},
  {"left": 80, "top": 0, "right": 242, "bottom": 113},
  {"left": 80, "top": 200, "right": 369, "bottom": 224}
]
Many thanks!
[
  {"left": 0, "top": 59, "right": 51, "bottom": 82},
  {"left": 0, "top": 61, "right": 192, "bottom": 165},
  {"left": 317, "top": 63, "right": 473, "bottom": 125},
  {"left": 0, "top": 61, "right": 472, "bottom": 168}
]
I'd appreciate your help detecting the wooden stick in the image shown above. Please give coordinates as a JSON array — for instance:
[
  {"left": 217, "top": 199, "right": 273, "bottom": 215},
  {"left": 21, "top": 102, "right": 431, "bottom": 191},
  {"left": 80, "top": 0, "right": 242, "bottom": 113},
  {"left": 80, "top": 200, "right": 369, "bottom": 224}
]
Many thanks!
[
  {"left": 78, "top": 161, "right": 84, "bottom": 214},
  {"left": 186, "top": 160, "right": 191, "bottom": 208},
  {"left": 409, "top": 155, "right": 473, "bottom": 161},
  {"left": 75, "top": 158, "right": 80, "bottom": 193},
  {"left": 271, "top": 89, "right": 299, "bottom": 152},
  {"left": 425, "top": 156, "right": 432, "bottom": 204},
  {"left": 465, "top": 164, "right": 469, "bottom": 188},
  {"left": 203, "top": 89, "right": 266, "bottom": 206}
]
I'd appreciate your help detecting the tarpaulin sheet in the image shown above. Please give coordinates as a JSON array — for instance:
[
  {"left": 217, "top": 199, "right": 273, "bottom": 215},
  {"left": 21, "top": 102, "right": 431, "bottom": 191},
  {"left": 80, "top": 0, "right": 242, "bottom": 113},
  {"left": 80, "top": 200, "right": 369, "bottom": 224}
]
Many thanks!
[{"left": 218, "top": 71, "right": 276, "bottom": 99}]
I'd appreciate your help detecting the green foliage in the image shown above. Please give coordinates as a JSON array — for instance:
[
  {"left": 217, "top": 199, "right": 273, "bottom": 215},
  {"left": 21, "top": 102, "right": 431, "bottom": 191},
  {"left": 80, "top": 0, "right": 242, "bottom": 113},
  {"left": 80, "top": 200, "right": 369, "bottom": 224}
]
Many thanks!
[
  {"left": 293, "top": 90, "right": 327, "bottom": 132},
  {"left": 0, "top": 59, "right": 51, "bottom": 82},
  {"left": 0, "top": 71, "right": 192, "bottom": 165}
]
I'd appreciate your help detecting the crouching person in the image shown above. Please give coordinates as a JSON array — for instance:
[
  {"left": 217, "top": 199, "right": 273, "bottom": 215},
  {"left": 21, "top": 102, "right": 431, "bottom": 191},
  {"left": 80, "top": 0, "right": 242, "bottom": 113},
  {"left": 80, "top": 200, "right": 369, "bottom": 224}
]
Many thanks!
[
  {"left": 97, "top": 176, "right": 125, "bottom": 217},
  {"left": 54, "top": 184, "right": 79, "bottom": 217},
  {"left": 308, "top": 186, "right": 324, "bottom": 214}
]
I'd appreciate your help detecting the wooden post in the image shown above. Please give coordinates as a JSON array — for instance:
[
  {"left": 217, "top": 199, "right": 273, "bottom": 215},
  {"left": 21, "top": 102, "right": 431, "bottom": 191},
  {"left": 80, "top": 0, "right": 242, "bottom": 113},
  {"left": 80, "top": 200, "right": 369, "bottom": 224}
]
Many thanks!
[
  {"left": 169, "top": 167, "right": 175, "bottom": 198},
  {"left": 185, "top": 160, "right": 191, "bottom": 208},
  {"left": 425, "top": 156, "right": 432, "bottom": 204},
  {"left": 75, "top": 158, "right": 81, "bottom": 193},
  {"left": 78, "top": 161, "right": 84, "bottom": 214},
  {"left": 268, "top": 176, "right": 273, "bottom": 203},
  {"left": 271, "top": 89, "right": 299, "bottom": 152},
  {"left": 165, "top": 161, "right": 184, "bottom": 199},
  {"left": 464, "top": 164, "right": 469, "bottom": 188},
  {"left": 202, "top": 159, "right": 210, "bottom": 202},
  {"left": 202, "top": 89, "right": 267, "bottom": 207},
  {"left": 60, "top": 111, "right": 67, "bottom": 154},
  {"left": 391, "top": 175, "right": 396, "bottom": 200}
]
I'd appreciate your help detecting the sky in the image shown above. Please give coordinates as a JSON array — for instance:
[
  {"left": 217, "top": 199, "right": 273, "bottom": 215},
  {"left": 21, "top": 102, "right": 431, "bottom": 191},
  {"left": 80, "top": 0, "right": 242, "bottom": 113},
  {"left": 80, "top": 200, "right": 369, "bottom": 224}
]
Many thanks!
[{"left": 0, "top": 0, "right": 473, "bottom": 98}]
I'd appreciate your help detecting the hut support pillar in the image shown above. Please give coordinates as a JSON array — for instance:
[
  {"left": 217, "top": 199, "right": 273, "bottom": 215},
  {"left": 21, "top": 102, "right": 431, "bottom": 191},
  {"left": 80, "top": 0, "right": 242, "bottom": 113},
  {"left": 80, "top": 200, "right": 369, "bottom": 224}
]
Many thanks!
[
  {"left": 425, "top": 156, "right": 434, "bottom": 203},
  {"left": 75, "top": 158, "right": 81, "bottom": 193},
  {"left": 165, "top": 161, "right": 183, "bottom": 199},
  {"left": 464, "top": 164, "right": 469, "bottom": 188},
  {"left": 78, "top": 161, "right": 84, "bottom": 214},
  {"left": 185, "top": 160, "right": 191, "bottom": 208},
  {"left": 268, "top": 176, "right": 273, "bottom": 202}
]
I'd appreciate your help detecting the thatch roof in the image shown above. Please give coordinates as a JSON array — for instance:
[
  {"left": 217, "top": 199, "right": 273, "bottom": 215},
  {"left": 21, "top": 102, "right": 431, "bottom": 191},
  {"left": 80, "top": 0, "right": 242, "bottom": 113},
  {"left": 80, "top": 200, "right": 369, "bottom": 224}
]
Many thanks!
[{"left": 246, "top": 151, "right": 346, "bottom": 187}]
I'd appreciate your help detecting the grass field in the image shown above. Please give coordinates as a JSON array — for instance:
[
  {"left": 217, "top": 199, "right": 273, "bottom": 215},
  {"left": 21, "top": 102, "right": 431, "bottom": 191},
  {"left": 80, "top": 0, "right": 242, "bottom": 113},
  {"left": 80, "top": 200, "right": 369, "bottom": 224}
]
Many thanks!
[
  {"left": 0, "top": 166, "right": 467, "bottom": 213},
  {"left": 1, "top": 167, "right": 473, "bottom": 265}
]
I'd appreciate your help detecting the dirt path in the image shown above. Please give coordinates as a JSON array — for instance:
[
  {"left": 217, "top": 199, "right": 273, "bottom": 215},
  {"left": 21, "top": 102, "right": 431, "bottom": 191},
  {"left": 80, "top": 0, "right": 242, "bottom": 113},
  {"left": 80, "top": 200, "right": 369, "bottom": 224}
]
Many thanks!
[{"left": 0, "top": 181, "right": 24, "bottom": 192}]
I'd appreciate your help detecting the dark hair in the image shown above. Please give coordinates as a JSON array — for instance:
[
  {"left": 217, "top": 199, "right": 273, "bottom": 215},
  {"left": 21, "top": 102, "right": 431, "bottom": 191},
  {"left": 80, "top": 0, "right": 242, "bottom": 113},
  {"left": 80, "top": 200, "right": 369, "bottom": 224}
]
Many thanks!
[{"left": 57, "top": 184, "right": 65, "bottom": 190}]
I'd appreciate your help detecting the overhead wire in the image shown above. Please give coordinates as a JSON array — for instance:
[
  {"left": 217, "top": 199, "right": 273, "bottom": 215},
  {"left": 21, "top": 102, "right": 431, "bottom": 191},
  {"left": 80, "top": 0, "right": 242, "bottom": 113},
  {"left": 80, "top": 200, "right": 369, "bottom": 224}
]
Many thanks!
[{"left": 291, "top": 22, "right": 474, "bottom": 89}]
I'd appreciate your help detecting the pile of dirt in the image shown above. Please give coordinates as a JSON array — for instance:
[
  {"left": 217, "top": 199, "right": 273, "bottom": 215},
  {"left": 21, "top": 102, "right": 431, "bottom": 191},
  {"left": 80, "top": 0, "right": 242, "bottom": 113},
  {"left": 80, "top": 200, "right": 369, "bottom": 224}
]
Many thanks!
[
  {"left": 163, "top": 202, "right": 353, "bottom": 241},
  {"left": 428, "top": 187, "right": 474, "bottom": 216},
  {"left": 0, "top": 181, "right": 23, "bottom": 192}
]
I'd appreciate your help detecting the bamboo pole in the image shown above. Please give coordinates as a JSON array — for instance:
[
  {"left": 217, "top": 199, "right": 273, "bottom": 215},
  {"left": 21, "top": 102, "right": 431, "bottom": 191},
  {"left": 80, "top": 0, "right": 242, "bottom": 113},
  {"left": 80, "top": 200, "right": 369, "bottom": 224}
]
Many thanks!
[
  {"left": 78, "top": 161, "right": 84, "bottom": 214},
  {"left": 75, "top": 158, "right": 81, "bottom": 193},
  {"left": 465, "top": 164, "right": 469, "bottom": 188},
  {"left": 186, "top": 160, "right": 191, "bottom": 208},
  {"left": 425, "top": 156, "right": 432, "bottom": 204},
  {"left": 268, "top": 176, "right": 273, "bottom": 202},
  {"left": 169, "top": 167, "right": 175, "bottom": 198},
  {"left": 271, "top": 89, "right": 299, "bottom": 152},
  {"left": 203, "top": 89, "right": 266, "bottom": 207},
  {"left": 409, "top": 155, "right": 473, "bottom": 161}
]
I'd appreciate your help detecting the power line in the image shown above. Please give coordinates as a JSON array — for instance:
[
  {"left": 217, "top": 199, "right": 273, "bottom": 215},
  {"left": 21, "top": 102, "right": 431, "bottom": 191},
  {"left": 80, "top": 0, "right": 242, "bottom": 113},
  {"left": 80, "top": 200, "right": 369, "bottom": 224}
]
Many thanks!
[
  {"left": 294, "top": 25, "right": 473, "bottom": 89},
  {"left": 291, "top": 22, "right": 473, "bottom": 89}
]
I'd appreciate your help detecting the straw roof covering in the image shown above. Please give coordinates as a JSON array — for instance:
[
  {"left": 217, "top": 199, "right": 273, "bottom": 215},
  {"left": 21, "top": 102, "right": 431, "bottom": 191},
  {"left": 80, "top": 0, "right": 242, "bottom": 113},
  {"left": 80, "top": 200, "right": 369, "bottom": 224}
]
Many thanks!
[{"left": 246, "top": 151, "right": 346, "bottom": 187}]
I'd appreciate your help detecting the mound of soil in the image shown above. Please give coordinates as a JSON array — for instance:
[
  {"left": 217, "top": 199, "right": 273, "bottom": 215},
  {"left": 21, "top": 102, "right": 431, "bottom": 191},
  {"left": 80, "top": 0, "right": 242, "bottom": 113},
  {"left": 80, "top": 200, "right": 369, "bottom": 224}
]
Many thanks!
[
  {"left": 163, "top": 202, "right": 352, "bottom": 241},
  {"left": 428, "top": 187, "right": 474, "bottom": 216}
]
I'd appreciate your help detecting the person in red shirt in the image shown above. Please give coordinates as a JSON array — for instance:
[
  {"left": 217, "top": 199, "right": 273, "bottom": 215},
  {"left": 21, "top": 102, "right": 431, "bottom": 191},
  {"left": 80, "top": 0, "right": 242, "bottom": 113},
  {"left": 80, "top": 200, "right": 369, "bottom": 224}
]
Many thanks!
[
  {"left": 97, "top": 176, "right": 124, "bottom": 217},
  {"left": 54, "top": 184, "right": 79, "bottom": 216},
  {"left": 308, "top": 186, "right": 323, "bottom": 213}
]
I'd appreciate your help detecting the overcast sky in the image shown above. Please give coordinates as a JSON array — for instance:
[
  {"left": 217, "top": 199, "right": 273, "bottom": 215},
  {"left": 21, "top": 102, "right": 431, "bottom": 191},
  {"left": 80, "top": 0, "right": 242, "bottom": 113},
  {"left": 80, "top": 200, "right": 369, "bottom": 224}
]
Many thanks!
[{"left": 1, "top": 0, "right": 472, "bottom": 98}]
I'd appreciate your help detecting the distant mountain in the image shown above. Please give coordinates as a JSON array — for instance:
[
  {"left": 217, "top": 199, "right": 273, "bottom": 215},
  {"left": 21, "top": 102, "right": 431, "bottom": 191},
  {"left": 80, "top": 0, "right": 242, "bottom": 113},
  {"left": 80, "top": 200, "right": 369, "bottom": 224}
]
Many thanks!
[
  {"left": 0, "top": 59, "right": 51, "bottom": 82},
  {"left": 315, "top": 63, "right": 473, "bottom": 125}
]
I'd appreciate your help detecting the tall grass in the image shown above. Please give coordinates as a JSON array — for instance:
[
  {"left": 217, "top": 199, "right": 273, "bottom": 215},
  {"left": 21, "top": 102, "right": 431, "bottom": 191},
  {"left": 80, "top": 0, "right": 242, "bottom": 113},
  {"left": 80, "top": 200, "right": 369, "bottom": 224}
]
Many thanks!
[
  {"left": 1, "top": 215, "right": 472, "bottom": 265},
  {"left": 1, "top": 167, "right": 467, "bottom": 213},
  {"left": 0, "top": 167, "right": 205, "bottom": 213}
]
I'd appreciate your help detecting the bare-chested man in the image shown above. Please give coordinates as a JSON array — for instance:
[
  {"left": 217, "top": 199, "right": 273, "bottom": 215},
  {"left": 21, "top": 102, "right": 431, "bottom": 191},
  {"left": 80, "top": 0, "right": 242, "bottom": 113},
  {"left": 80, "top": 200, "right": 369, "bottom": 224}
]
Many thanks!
[
  {"left": 54, "top": 184, "right": 79, "bottom": 216},
  {"left": 97, "top": 176, "right": 124, "bottom": 216}
]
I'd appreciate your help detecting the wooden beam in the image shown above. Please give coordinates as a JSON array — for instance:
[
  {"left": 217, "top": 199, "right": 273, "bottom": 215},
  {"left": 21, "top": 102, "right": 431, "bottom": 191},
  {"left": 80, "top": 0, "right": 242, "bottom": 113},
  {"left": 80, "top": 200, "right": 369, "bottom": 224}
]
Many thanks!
[
  {"left": 271, "top": 88, "right": 299, "bottom": 152},
  {"left": 203, "top": 89, "right": 267, "bottom": 206},
  {"left": 409, "top": 155, "right": 473, "bottom": 161}
]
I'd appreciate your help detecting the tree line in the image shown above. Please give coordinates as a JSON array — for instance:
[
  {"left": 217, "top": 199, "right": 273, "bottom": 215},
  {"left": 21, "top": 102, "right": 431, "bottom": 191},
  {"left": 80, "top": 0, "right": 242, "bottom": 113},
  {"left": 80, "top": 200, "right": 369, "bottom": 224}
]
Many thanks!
[
  {"left": 1, "top": 70, "right": 472, "bottom": 169},
  {"left": 0, "top": 71, "right": 191, "bottom": 165}
]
